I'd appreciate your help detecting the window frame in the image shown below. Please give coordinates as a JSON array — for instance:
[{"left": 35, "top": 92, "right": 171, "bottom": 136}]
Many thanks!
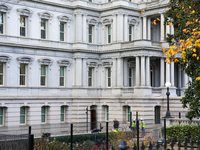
[
  {"left": 20, "top": 16, "right": 27, "bottom": 37},
  {"left": 20, "top": 107, "right": 27, "bottom": 125},
  {"left": 60, "top": 66, "right": 65, "bottom": 87},
  {"left": 88, "top": 25, "right": 93, "bottom": 43},
  {"left": 88, "top": 67, "right": 93, "bottom": 87},
  {"left": 0, "top": 62, "right": 4, "bottom": 86},
  {"left": 20, "top": 64, "right": 27, "bottom": 86},
  {"left": 60, "top": 22, "right": 65, "bottom": 41},
  {"left": 129, "top": 68, "right": 132, "bottom": 87},
  {"left": 60, "top": 106, "right": 65, "bottom": 122},
  {"left": 0, "top": 13, "right": 4, "bottom": 35},
  {"left": 41, "top": 65, "right": 47, "bottom": 86},
  {"left": 107, "top": 67, "right": 111, "bottom": 87},
  {"left": 107, "top": 25, "right": 111, "bottom": 43},
  {"left": 41, "top": 19, "right": 47, "bottom": 39},
  {"left": 41, "top": 106, "right": 48, "bottom": 123}
]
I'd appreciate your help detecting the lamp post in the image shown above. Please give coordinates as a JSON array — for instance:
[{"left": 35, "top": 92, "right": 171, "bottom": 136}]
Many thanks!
[{"left": 163, "top": 82, "right": 173, "bottom": 118}]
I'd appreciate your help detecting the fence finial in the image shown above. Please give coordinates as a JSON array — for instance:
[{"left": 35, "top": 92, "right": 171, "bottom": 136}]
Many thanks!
[
  {"left": 140, "top": 141, "right": 145, "bottom": 150},
  {"left": 118, "top": 140, "right": 129, "bottom": 150},
  {"left": 148, "top": 141, "right": 152, "bottom": 150}
]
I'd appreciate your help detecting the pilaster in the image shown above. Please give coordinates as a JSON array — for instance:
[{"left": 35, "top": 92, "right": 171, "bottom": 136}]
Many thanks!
[
  {"left": 160, "top": 58, "right": 165, "bottom": 87},
  {"left": 117, "top": 13, "right": 124, "bottom": 42},
  {"left": 141, "top": 56, "right": 145, "bottom": 86},
  {"left": 146, "top": 56, "right": 150, "bottom": 86},
  {"left": 171, "top": 62, "right": 174, "bottom": 87},
  {"left": 117, "top": 57, "right": 123, "bottom": 87},
  {"left": 160, "top": 14, "right": 165, "bottom": 41},
  {"left": 143, "top": 16, "right": 147, "bottom": 39},
  {"left": 75, "top": 13, "right": 83, "bottom": 42},
  {"left": 135, "top": 56, "right": 140, "bottom": 86}
]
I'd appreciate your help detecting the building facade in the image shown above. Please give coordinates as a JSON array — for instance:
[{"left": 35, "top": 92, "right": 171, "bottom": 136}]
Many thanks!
[{"left": 0, "top": 0, "right": 189, "bottom": 130}]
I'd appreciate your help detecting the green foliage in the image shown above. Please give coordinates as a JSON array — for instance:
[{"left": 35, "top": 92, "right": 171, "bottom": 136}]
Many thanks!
[
  {"left": 164, "top": 0, "right": 200, "bottom": 120},
  {"left": 165, "top": 125, "right": 200, "bottom": 142}
]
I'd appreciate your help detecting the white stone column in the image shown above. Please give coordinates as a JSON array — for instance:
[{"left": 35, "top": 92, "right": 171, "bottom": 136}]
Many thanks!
[
  {"left": 117, "top": 13, "right": 124, "bottom": 42},
  {"left": 101, "top": 66, "right": 105, "bottom": 88},
  {"left": 138, "top": 18, "right": 143, "bottom": 40},
  {"left": 160, "top": 14, "right": 165, "bottom": 41},
  {"left": 94, "top": 24, "right": 97, "bottom": 44},
  {"left": 171, "top": 25, "right": 174, "bottom": 35},
  {"left": 112, "top": 58, "right": 117, "bottom": 87},
  {"left": 184, "top": 73, "right": 189, "bottom": 87},
  {"left": 143, "top": 16, "right": 147, "bottom": 39},
  {"left": 98, "top": 65, "right": 102, "bottom": 87},
  {"left": 160, "top": 58, "right": 165, "bottom": 87},
  {"left": 178, "top": 67, "right": 182, "bottom": 88},
  {"left": 66, "top": 23, "right": 70, "bottom": 42},
  {"left": 117, "top": 57, "right": 123, "bottom": 87},
  {"left": 123, "top": 58, "right": 128, "bottom": 87},
  {"left": 82, "top": 14, "right": 87, "bottom": 43},
  {"left": 166, "top": 63, "right": 170, "bottom": 83},
  {"left": 75, "top": 57, "right": 82, "bottom": 87},
  {"left": 72, "top": 57, "right": 76, "bottom": 87},
  {"left": 141, "top": 56, "right": 145, "bottom": 86},
  {"left": 112, "top": 14, "right": 117, "bottom": 42},
  {"left": 75, "top": 13, "right": 82, "bottom": 42},
  {"left": 124, "top": 15, "right": 128, "bottom": 42},
  {"left": 166, "top": 24, "right": 170, "bottom": 35},
  {"left": 171, "top": 62, "right": 174, "bottom": 87},
  {"left": 135, "top": 56, "right": 140, "bottom": 86},
  {"left": 146, "top": 56, "right": 150, "bottom": 86},
  {"left": 82, "top": 58, "right": 87, "bottom": 87},
  {"left": 147, "top": 17, "right": 151, "bottom": 40}
]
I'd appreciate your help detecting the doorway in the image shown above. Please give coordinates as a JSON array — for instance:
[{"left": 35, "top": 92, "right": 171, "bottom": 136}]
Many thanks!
[{"left": 90, "top": 106, "right": 97, "bottom": 130}]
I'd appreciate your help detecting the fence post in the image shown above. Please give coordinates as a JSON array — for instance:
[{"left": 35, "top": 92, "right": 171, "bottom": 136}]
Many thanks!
[
  {"left": 29, "top": 126, "right": 31, "bottom": 135},
  {"left": 136, "top": 111, "right": 139, "bottom": 150},
  {"left": 71, "top": 124, "right": 73, "bottom": 150},
  {"left": 106, "top": 122, "right": 108, "bottom": 150},
  {"left": 29, "top": 134, "right": 34, "bottom": 150},
  {"left": 164, "top": 119, "right": 166, "bottom": 150}
]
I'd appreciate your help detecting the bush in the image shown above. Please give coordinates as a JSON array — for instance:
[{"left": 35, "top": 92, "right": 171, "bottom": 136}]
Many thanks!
[{"left": 165, "top": 125, "right": 200, "bottom": 142}]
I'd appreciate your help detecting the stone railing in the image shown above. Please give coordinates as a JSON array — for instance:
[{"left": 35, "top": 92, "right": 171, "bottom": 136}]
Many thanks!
[{"left": 170, "top": 118, "right": 200, "bottom": 125}]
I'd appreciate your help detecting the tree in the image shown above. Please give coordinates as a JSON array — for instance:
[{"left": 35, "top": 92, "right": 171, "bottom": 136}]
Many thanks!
[{"left": 163, "top": 0, "right": 200, "bottom": 120}]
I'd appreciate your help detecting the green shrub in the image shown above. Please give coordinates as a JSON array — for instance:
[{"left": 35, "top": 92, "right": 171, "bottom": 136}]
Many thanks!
[{"left": 165, "top": 125, "right": 200, "bottom": 142}]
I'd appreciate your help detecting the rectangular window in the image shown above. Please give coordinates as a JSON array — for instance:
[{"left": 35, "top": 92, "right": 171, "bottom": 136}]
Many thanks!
[
  {"left": 20, "top": 16, "right": 26, "bottom": 37},
  {"left": 60, "top": 66, "right": 65, "bottom": 86},
  {"left": 41, "top": 106, "right": 46, "bottom": 123},
  {"left": 20, "top": 64, "right": 26, "bottom": 85},
  {"left": 20, "top": 107, "right": 26, "bottom": 124},
  {"left": 107, "top": 25, "right": 111, "bottom": 43},
  {"left": 41, "top": 19, "right": 47, "bottom": 39},
  {"left": 128, "top": 106, "right": 130, "bottom": 122},
  {"left": 107, "top": 67, "right": 111, "bottom": 87},
  {"left": 41, "top": 65, "right": 46, "bottom": 86},
  {"left": 60, "top": 22, "right": 65, "bottom": 41},
  {"left": 89, "top": 25, "right": 93, "bottom": 43},
  {"left": 129, "top": 26, "right": 132, "bottom": 41},
  {"left": 0, "top": 108, "right": 3, "bottom": 125},
  {"left": 108, "top": 0, "right": 111, "bottom": 2},
  {"left": 0, "top": 63, "right": 3, "bottom": 85},
  {"left": 129, "top": 68, "right": 132, "bottom": 87},
  {"left": 89, "top": 0, "right": 92, "bottom": 2},
  {"left": 106, "top": 106, "right": 109, "bottom": 121},
  {"left": 60, "top": 106, "right": 64, "bottom": 122},
  {"left": 88, "top": 68, "right": 92, "bottom": 87},
  {"left": 0, "top": 13, "right": 3, "bottom": 34}
]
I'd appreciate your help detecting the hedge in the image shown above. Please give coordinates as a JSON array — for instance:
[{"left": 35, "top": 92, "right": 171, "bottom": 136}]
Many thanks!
[{"left": 165, "top": 125, "right": 200, "bottom": 142}]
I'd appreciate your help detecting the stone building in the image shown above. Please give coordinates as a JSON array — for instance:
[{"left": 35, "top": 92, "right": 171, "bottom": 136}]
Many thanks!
[{"left": 0, "top": 0, "right": 188, "bottom": 130}]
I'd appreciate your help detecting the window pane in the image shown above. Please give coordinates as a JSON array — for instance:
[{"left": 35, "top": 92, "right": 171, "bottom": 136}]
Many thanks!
[
  {"left": 20, "top": 116, "right": 25, "bottom": 124},
  {"left": 0, "top": 108, "right": 3, "bottom": 115},
  {"left": 88, "top": 78, "right": 92, "bottom": 86},
  {"left": 107, "top": 106, "right": 109, "bottom": 120},
  {"left": 60, "top": 23, "right": 64, "bottom": 32},
  {"left": 108, "top": 26, "right": 111, "bottom": 34},
  {"left": 41, "top": 77, "right": 45, "bottom": 86},
  {"left": 61, "top": 114, "right": 64, "bottom": 122},
  {"left": 41, "top": 20, "right": 46, "bottom": 30},
  {"left": 108, "top": 78, "right": 111, "bottom": 87},
  {"left": 41, "top": 115, "right": 45, "bottom": 122},
  {"left": 20, "top": 27, "right": 25, "bottom": 36},
  {"left": 0, "top": 63, "right": 3, "bottom": 73},
  {"left": 129, "top": 35, "right": 131, "bottom": 41},
  {"left": 128, "top": 106, "right": 130, "bottom": 122},
  {"left": 20, "top": 107, "right": 25, "bottom": 115},
  {"left": 41, "top": 66, "right": 46, "bottom": 75},
  {"left": 41, "top": 107, "right": 45, "bottom": 114},
  {"left": 108, "top": 35, "right": 111, "bottom": 43},
  {"left": 60, "top": 33, "right": 64, "bottom": 41},
  {"left": 89, "top": 68, "right": 92, "bottom": 77},
  {"left": 129, "top": 68, "right": 132, "bottom": 77},
  {"left": 89, "top": 35, "right": 92, "bottom": 43},
  {"left": 0, "top": 116, "right": 2, "bottom": 125},
  {"left": 61, "top": 106, "right": 64, "bottom": 113},
  {"left": 60, "top": 77, "right": 64, "bottom": 86},
  {"left": 108, "top": 68, "right": 111, "bottom": 77},
  {"left": 20, "top": 16, "right": 25, "bottom": 27},
  {"left": 60, "top": 67, "right": 64, "bottom": 76},
  {"left": 129, "top": 26, "right": 132, "bottom": 34},
  {"left": 41, "top": 30, "right": 46, "bottom": 39},
  {"left": 129, "top": 78, "right": 131, "bottom": 87},
  {"left": 89, "top": 25, "right": 92, "bottom": 34},
  {"left": 89, "top": 0, "right": 92, "bottom": 2},
  {"left": 20, "top": 64, "right": 25, "bottom": 74},
  {"left": 0, "top": 14, "right": 3, "bottom": 24},
  {"left": 0, "top": 75, "right": 3, "bottom": 85},
  {"left": 0, "top": 24, "right": 3, "bottom": 34},
  {"left": 20, "top": 76, "right": 25, "bottom": 85}
]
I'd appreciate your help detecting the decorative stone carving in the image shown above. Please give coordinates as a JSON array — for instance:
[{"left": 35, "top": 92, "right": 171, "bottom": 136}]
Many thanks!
[
  {"left": 0, "top": 3, "right": 11, "bottom": 13},
  {"left": 58, "top": 15, "right": 71, "bottom": 23},
  {"left": 17, "top": 56, "right": 34, "bottom": 69},
  {"left": 0, "top": 55, "right": 11, "bottom": 68},
  {"left": 38, "top": 11, "right": 53, "bottom": 20},
  {"left": 38, "top": 58, "right": 53, "bottom": 66},
  {"left": 102, "top": 62, "right": 113, "bottom": 67},
  {"left": 57, "top": 59, "right": 71, "bottom": 67},
  {"left": 17, "top": 8, "right": 33, "bottom": 17}
]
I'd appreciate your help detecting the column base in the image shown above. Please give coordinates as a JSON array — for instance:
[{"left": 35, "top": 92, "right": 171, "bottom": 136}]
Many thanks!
[{"left": 161, "top": 87, "right": 177, "bottom": 97}]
